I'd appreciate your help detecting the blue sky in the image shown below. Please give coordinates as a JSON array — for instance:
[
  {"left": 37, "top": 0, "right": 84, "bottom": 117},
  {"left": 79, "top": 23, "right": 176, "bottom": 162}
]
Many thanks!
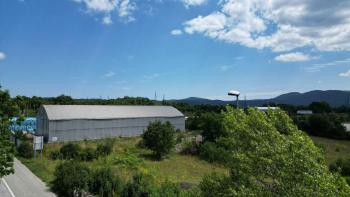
[{"left": 0, "top": 0, "right": 350, "bottom": 100}]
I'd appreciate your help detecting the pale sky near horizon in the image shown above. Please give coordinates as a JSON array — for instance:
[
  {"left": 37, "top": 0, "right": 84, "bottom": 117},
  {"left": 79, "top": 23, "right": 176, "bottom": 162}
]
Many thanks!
[{"left": 1, "top": 0, "right": 350, "bottom": 100}]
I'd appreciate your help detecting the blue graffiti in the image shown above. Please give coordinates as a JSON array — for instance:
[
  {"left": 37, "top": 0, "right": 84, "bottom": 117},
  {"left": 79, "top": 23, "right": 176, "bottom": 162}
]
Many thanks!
[{"left": 10, "top": 117, "right": 36, "bottom": 133}]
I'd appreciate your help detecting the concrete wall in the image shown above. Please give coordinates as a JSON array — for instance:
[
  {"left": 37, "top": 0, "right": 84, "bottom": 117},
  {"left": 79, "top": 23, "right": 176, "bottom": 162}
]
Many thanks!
[{"left": 44, "top": 117, "right": 185, "bottom": 142}]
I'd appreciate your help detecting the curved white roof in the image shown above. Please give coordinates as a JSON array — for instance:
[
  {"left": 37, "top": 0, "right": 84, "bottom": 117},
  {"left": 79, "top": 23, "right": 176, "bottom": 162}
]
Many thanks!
[{"left": 40, "top": 105, "right": 184, "bottom": 120}]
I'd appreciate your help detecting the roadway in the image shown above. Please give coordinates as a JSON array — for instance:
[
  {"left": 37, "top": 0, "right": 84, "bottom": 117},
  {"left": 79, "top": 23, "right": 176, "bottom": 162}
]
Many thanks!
[{"left": 3, "top": 158, "right": 56, "bottom": 197}]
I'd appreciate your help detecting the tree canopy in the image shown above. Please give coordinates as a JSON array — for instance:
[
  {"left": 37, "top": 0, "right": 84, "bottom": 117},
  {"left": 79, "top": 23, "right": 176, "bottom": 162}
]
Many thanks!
[
  {"left": 0, "top": 86, "right": 16, "bottom": 178},
  {"left": 142, "top": 121, "right": 175, "bottom": 160},
  {"left": 199, "top": 107, "right": 350, "bottom": 196}
]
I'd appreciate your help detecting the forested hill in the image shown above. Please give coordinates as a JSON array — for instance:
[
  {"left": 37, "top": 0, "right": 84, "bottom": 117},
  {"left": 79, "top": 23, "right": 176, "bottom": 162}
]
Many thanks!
[{"left": 173, "top": 90, "right": 350, "bottom": 107}]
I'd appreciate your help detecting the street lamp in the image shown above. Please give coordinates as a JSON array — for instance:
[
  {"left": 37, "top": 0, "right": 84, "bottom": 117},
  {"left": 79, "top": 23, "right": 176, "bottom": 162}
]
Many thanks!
[{"left": 228, "top": 90, "right": 240, "bottom": 109}]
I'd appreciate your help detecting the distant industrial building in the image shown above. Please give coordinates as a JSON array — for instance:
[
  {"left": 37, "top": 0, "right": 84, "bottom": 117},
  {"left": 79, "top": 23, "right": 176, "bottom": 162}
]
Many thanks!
[
  {"left": 257, "top": 107, "right": 278, "bottom": 112},
  {"left": 342, "top": 123, "right": 350, "bottom": 132},
  {"left": 297, "top": 110, "right": 313, "bottom": 115},
  {"left": 36, "top": 105, "right": 185, "bottom": 143}
]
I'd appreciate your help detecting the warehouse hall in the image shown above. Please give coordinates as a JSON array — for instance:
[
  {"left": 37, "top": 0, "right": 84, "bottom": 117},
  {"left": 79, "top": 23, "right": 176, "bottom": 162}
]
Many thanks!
[{"left": 36, "top": 105, "right": 185, "bottom": 142}]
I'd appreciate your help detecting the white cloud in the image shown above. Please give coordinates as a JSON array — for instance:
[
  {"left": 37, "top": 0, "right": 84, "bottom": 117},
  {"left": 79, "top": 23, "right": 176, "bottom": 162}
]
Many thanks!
[
  {"left": 274, "top": 52, "right": 310, "bottom": 62},
  {"left": 72, "top": 0, "right": 136, "bottom": 24},
  {"left": 0, "top": 52, "right": 6, "bottom": 60},
  {"left": 102, "top": 15, "right": 113, "bottom": 25},
  {"left": 183, "top": 0, "right": 350, "bottom": 52},
  {"left": 103, "top": 71, "right": 116, "bottom": 78},
  {"left": 339, "top": 70, "right": 350, "bottom": 77},
  {"left": 118, "top": 0, "right": 136, "bottom": 22},
  {"left": 73, "top": 0, "right": 117, "bottom": 12},
  {"left": 181, "top": 0, "right": 207, "bottom": 8},
  {"left": 171, "top": 29, "right": 183, "bottom": 35}
]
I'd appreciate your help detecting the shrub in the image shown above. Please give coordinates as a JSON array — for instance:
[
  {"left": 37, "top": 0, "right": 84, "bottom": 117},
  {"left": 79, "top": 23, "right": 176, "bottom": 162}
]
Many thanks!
[
  {"left": 90, "top": 167, "right": 124, "bottom": 197},
  {"left": 50, "top": 150, "right": 62, "bottom": 160},
  {"left": 52, "top": 160, "right": 91, "bottom": 197},
  {"left": 180, "top": 139, "right": 199, "bottom": 155},
  {"left": 80, "top": 147, "right": 97, "bottom": 162},
  {"left": 329, "top": 158, "right": 350, "bottom": 177},
  {"left": 176, "top": 132, "right": 186, "bottom": 144},
  {"left": 142, "top": 121, "right": 175, "bottom": 160},
  {"left": 199, "top": 142, "right": 230, "bottom": 164},
  {"left": 60, "top": 143, "right": 82, "bottom": 160},
  {"left": 17, "top": 141, "right": 33, "bottom": 158},
  {"left": 114, "top": 149, "right": 143, "bottom": 169},
  {"left": 159, "top": 181, "right": 181, "bottom": 197},
  {"left": 121, "top": 173, "right": 157, "bottom": 197},
  {"left": 96, "top": 138, "right": 115, "bottom": 156}
]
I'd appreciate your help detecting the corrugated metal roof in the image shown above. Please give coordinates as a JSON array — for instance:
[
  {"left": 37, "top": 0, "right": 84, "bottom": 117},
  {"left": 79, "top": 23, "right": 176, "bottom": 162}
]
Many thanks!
[{"left": 41, "top": 105, "right": 184, "bottom": 120}]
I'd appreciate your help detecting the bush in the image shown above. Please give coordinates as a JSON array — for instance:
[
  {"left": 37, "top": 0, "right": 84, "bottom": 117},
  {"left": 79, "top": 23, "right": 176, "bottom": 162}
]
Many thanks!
[
  {"left": 180, "top": 139, "right": 199, "bottom": 155},
  {"left": 96, "top": 138, "right": 115, "bottom": 156},
  {"left": 142, "top": 121, "right": 175, "bottom": 160},
  {"left": 159, "top": 181, "right": 181, "bottom": 196},
  {"left": 329, "top": 158, "right": 350, "bottom": 177},
  {"left": 52, "top": 160, "right": 91, "bottom": 197},
  {"left": 17, "top": 141, "right": 33, "bottom": 158},
  {"left": 50, "top": 150, "right": 62, "bottom": 160},
  {"left": 199, "top": 142, "right": 230, "bottom": 164},
  {"left": 114, "top": 149, "right": 143, "bottom": 169},
  {"left": 60, "top": 143, "right": 82, "bottom": 160},
  {"left": 90, "top": 167, "right": 124, "bottom": 197},
  {"left": 80, "top": 147, "right": 97, "bottom": 162},
  {"left": 121, "top": 173, "right": 157, "bottom": 197}
]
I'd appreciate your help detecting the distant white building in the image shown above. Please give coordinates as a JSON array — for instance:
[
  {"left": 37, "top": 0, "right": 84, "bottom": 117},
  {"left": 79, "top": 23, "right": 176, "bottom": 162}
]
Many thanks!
[
  {"left": 297, "top": 110, "right": 313, "bottom": 115},
  {"left": 342, "top": 123, "right": 350, "bottom": 132},
  {"left": 257, "top": 107, "right": 278, "bottom": 112}
]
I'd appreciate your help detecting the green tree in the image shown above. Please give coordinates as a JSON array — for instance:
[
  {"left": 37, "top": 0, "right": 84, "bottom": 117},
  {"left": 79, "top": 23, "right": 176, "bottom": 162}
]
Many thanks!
[
  {"left": 0, "top": 86, "right": 16, "bottom": 178},
  {"left": 52, "top": 160, "right": 91, "bottom": 197},
  {"left": 0, "top": 121, "right": 15, "bottom": 177},
  {"left": 199, "top": 107, "right": 350, "bottom": 196},
  {"left": 53, "top": 94, "right": 74, "bottom": 105},
  {"left": 142, "top": 121, "right": 175, "bottom": 160},
  {"left": 309, "top": 101, "right": 332, "bottom": 113},
  {"left": 199, "top": 113, "right": 226, "bottom": 142}
]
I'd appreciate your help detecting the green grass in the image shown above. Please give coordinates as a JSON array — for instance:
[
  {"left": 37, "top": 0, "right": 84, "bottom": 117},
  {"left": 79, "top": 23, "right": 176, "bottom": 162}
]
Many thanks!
[
  {"left": 18, "top": 136, "right": 227, "bottom": 187},
  {"left": 310, "top": 136, "right": 350, "bottom": 165}
]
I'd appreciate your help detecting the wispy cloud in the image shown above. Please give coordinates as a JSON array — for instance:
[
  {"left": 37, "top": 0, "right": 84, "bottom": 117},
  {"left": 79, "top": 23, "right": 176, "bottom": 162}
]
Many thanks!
[
  {"left": 339, "top": 70, "right": 350, "bottom": 77},
  {"left": 102, "top": 71, "right": 116, "bottom": 78},
  {"left": 0, "top": 52, "right": 6, "bottom": 60},
  {"left": 235, "top": 56, "right": 245, "bottom": 60},
  {"left": 181, "top": 0, "right": 207, "bottom": 8},
  {"left": 72, "top": 0, "right": 136, "bottom": 24},
  {"left": 143, "top": 73, "right": 160, "bottom": 80},
  {"left": 275, "top": 52, "right": 311, "bottom": 62},
  {"left": 102, "top": 15, "right": 113, "bottom": 25},
  {"left": 218, "top": 65, "right": 233, "bottom": 72},
  {"left": 171, "top": 29, "right": 183, "bottom": 36},
  {"left": 305, "top": 58, "right": 350, "bottom": 72}
]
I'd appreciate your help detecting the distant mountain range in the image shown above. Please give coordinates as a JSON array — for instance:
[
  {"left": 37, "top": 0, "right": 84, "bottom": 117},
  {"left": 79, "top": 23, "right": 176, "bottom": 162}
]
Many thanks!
[{"left": 172, "top": 90, "right": 350, "bottom": 107}]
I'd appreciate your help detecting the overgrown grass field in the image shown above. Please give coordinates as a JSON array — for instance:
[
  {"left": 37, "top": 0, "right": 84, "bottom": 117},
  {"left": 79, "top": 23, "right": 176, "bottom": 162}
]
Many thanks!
[
  {"left": 19, "top": 135, "right": 227, "bottom": 186},
  {"left": 311, "top": 136, "right": 350, "bottom": 165}
]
